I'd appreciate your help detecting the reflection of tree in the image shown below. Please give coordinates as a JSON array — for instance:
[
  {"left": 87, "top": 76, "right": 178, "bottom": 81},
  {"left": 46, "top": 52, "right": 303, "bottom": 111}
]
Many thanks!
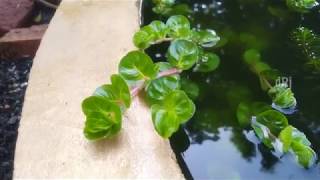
[
  {"left": 230, "top": 128, "right": 256, "bottom": 161},
  {"left": 181, "top": 80, "right": 280, "bottom": 170},
  {"left": 184, "top": 104, "right": 280, "bottom": 170},
  {"left": 258, "top": 144, "right": 278, "bottom": 171}
]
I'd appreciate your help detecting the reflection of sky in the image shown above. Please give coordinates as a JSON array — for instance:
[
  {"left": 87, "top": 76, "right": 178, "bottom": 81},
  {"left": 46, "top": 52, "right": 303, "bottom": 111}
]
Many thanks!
[{"left": 183, "top": 128, "right": 320, "bottom": 179}]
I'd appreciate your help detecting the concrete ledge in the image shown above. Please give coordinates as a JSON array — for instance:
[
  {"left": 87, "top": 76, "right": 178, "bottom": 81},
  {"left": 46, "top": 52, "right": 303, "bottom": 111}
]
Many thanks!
[{"left": 14, "top": 0, "right": 183, "bottom": 178}]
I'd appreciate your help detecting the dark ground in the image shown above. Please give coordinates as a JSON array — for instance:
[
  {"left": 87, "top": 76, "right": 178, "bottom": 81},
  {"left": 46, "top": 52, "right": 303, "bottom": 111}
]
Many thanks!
[
  {"left": 0, "top": 59, "right": 32, "bottom": 180},
  {"left": 0, "top": 2, "right": 57, "bottom": 179}
]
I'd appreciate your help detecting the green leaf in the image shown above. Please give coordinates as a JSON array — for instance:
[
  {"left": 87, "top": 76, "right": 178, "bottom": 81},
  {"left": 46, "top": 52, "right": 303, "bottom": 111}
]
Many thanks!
[
  {"left": 133, "top": 21, "right": 168, "bottom": 49},
  {"left": 251, "top": 117, "right": 275, "bottom": 148},
  {"left": 180, "top": 78, "right": 199, "bottom": 100},
  {"left": 256, "top": 110, "right": 288, "bottom": 136},
  {"left": 166, "top": 15, "right": 191, "bottom": 39},
  {"left": 119, "top": 51, "right": 159, "bottom": 86},
  {"left": 149, "top": 20, "right": 169, "bottom": 39},
  {"left": 268, "top": 5, "right": 291, "bottom": 19},
  {"left": 82, "top": 96, "right": 122, "bottom": 140},
  {"left": 286, "top": 0, "right": 319, "bottom": 13},
  {"left": 168, "top": 39, "right": 199, "bottom": 70},
  {"left": 255, "top": 62, "right": 271, "bottom": 74},
  {"left": 93, "top": 74, "right": 131, "bottom": 108},
  {"left": 236, "top": 102, "right": 271, "bottom": 127},
  {"left": 151, "top": 90, "right": 195, "bottom": 138},
  {"left": 260, "top": 69, "right": 281, "bottom": 81},
  {"left": 243, "top": 48, "right": 271, "bottom": 74},
  {"left": 268, "top": 83, "right": 297, "bottom": 109},
  {"left": 133, "top": 26, "right": 155, "bottom": 49},
  {"left": 153, "top": 0, "right": 175, "bottom": 6},
  {"left": 169, "top": 4, "right": 192, "bottom": 16},
  {"left": 291, "top": 141, "right": 317, "bottom": 168},
  {"left": 279, "top": 125, "right": 311, "bottom": 153},
  {"left": 279, "top": 126, "right": 293, "bottom": 153},
  {"left": 191, "top": 30, "right": 220, "bottom": 48},
  {"left": 146, "top": 62, "right": 180, "bottom": 103},
  {"left": 152, "top": 0, "right": 176, "bottom": 15},
  {"left": 243, "top": 49, "right": 261, "bottom": 65},
  {"left": 193, "top": 52, "right": 220, "bottom": 73}
]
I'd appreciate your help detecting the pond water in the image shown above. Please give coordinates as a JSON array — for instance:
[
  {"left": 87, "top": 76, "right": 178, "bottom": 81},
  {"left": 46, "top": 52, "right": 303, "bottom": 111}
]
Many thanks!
[{"left": 142, "top": 0, "right": 320, "bottom": 179}]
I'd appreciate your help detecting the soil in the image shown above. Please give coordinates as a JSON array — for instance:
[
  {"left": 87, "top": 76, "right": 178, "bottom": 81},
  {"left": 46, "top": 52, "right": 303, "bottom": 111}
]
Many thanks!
[{"left": 0, "top": 59, "right": 32, "bottom": 180}]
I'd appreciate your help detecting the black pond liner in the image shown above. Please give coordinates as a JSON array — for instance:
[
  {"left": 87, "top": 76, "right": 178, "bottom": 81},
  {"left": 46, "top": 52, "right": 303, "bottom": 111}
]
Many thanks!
[
  {"left": 141, "top": 0, "right": 320, "bottom": 179},
  {"left": 0, "top": 3, "right": 56, "bottom": 180}
]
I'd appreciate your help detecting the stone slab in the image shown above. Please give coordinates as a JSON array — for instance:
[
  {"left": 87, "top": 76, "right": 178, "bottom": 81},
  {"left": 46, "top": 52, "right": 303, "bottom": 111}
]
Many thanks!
[
  {"left": 0, "top": 24, "right": 48, "bottom": 59},
  {"left": 0, "top": 0, "right": 34, "bottom": 36},
  {"left": 14, "top": 0, "right": 183, "bottom": 178}
]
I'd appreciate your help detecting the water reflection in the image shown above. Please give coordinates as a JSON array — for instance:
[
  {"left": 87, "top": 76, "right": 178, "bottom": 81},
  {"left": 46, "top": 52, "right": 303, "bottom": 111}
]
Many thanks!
[{"left": 173, "top": 126, "right": 320, "bottom": 179}]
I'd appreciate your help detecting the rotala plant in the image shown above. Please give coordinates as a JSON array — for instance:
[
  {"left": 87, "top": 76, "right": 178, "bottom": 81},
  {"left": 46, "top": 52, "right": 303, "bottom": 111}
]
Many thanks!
[{"left": 291, "top": 27, "right": 320, "bottom": 73}]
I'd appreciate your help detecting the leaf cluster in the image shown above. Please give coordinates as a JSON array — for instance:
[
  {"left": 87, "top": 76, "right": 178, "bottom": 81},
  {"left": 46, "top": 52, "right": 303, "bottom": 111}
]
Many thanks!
[
  {"left": 239, "top": 48, "right": 315, "bottom": 168},
  {"left": 250, "top": 110, "right": 317, "bottom": 168},
  {"left": 268, "top": 83, "right": 297, "bottom": 109},
  {"left": 243, "top": 49, "right": 297, "bottom": 110},
  {"left": 82, "top": 15, "right": 221, "bottom": 140},
  {"left": 134, "top": 15, "right": 221, "bottom": 73}
]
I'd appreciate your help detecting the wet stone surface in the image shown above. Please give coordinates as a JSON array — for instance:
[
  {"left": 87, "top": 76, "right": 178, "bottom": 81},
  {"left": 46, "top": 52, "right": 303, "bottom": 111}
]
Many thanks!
[{"left": 0, "top": 59, "right": 32, "bottom": 180}]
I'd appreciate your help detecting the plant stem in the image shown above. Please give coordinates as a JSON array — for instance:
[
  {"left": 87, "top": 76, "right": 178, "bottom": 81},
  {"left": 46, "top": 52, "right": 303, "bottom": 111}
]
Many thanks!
[
  {"left": 130, "top": 68, "right": 181, "bottom": 97},
  {"left": 260, "top": 75, "right": 273, "bottom": 89},
  {"left": 130, "top": 83, "right": 145, "bottom": 97},
  {"left": 157, "top": 68, "right": 182, "bottom": 78}
]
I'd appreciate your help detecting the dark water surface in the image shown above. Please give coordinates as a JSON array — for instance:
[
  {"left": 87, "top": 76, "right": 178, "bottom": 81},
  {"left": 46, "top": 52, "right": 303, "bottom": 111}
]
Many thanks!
[{"left": 142, "top": 0, "right": 320, "bottom": 179}]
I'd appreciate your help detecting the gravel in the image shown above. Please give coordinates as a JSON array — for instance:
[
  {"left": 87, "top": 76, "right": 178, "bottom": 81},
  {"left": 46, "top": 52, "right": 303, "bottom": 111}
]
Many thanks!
[{"left": 0, "top": 58, "right": 32, "bottom": 180}]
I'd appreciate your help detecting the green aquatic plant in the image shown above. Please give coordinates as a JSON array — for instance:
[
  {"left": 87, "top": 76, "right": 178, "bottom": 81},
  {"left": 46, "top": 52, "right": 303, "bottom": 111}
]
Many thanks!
[
  {"left": 251, "top": 111, "right": 317, "bottom": 168},
  {"left": 268, "top": 83, "right": 297, "bottom": 109},
  {"left": 82, "top": 1, "right": 318, "bottom": 169},
  {"left": 82, "top": 15, "right": 221, "bottom": 140},
  {"left": 238, "top": 49, "right": 317, "bottom": 168},
  {"left": 243, "top": 49, "right": 297, "bottom": 109},
  {"left": 286, "top": 0, "right": 319, "bottom": 13},
  {"left": 151, "top": 0, "right": 191, "bottom": 16},
  {"left": 291, "top": 27, "right": 320, "bottom": 73}
]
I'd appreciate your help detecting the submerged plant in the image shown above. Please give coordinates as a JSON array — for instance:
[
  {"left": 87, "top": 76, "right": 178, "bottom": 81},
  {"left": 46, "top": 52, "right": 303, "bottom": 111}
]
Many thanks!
[
  {"left": 238, "top": 48, "right": 317, "bottom": 168},
  {"left": 251, "top": 111, "right": 317, "bottom": 168},
  {"left": 243, "top": 49, "right": 297, "bottom": 110},
  {"left": 286, "top": 0, "right": 319, "bottom": 13},
  {"left": 291, "top": 27, "right": 320, "bottom": 73},
  {"left": 82, "top": 15, "right": 221, "bottom": 140},
  {"left": 151, "top": 0, "right": 191, "bottom": 16}
]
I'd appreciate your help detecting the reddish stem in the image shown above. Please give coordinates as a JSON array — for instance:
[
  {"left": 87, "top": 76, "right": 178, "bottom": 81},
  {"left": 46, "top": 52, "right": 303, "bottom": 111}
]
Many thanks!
[
  {"left": 130, "top": 68, "right": 182, "bottom": 97},
  {"left": 130, "top": 83, "right": 144, "bottom": 97},
  {"left": 157, "top": 68, "right": 182, "bottom": 78}
]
